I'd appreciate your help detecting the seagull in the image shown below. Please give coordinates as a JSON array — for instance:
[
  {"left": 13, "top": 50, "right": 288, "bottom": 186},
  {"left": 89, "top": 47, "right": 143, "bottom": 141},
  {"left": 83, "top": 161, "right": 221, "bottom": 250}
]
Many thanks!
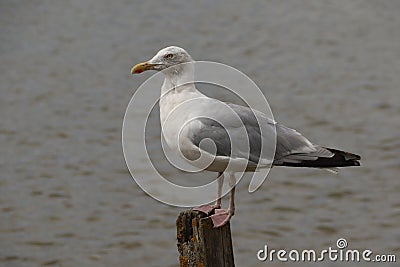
[{"left": 131, "top": 46, "right": 360, "bottom": 228}]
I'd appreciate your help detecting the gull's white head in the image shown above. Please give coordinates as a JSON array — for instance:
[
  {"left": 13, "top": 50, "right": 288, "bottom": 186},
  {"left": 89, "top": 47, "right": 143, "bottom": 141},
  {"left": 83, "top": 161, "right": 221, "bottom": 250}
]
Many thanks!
[{"left": 131, "top": 46, "right": 193, "bottom": 75}]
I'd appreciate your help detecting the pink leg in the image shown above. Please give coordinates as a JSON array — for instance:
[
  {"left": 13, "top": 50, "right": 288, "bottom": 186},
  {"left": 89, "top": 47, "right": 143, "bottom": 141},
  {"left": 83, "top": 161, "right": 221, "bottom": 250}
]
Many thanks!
[
  {"left": 211, "top": 173, "right": 236, "bottom": 228},
  {"left": 212, "top": 172, "right": 224, "bottom": 209},
  {"left": 193, "top": 172, "right": 224, "bottom": 215}
]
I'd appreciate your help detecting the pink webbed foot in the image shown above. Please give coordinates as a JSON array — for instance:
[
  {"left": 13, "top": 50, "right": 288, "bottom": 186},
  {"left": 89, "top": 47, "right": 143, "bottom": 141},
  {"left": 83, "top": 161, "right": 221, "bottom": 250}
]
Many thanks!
[{"left": 210, "top": 209, "right": 233, "bottom": 228}]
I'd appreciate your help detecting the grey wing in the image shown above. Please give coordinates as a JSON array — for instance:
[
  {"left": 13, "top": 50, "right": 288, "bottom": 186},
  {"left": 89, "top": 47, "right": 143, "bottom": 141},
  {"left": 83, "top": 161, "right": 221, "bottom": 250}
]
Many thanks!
[
  {"left": 190, "top": 118, "right": 231, "bottom": 158},
  {"left": 189, "top": 103, "right": 275, "bottom": 165},
  {"left": 188, "top": 102, "right": 334, "bottom": 166},
  {"left": 273, "top": 123, "right": 334, "bottom": 164},
  {"left": 226, "top": 103, "right": 335, "bottom": 165}
]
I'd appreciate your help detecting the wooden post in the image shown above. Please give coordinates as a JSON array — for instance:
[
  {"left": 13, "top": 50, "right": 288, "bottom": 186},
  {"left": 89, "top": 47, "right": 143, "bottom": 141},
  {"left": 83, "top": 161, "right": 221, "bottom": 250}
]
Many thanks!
[{"left": 176, "top": 209, "right": 235, "bottom": 267}]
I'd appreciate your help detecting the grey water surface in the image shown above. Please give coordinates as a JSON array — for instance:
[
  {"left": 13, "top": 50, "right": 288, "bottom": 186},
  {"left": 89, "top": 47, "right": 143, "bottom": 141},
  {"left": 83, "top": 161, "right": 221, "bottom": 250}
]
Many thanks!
[{"left": 1, "top": 1, "right": 399, "bottom": 266}]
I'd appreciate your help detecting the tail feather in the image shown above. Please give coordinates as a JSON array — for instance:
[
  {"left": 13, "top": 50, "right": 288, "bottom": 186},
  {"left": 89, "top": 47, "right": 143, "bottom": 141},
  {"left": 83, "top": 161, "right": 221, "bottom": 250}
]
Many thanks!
[{"left": 278, "top": 147, "right": 361, "bottom": 168}]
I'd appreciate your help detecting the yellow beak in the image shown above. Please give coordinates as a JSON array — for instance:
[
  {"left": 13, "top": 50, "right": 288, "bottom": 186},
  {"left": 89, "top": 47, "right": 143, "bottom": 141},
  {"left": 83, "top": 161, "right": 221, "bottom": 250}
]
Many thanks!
[{"left": 131, "top": 62, "right": 157, "bottom": 74}]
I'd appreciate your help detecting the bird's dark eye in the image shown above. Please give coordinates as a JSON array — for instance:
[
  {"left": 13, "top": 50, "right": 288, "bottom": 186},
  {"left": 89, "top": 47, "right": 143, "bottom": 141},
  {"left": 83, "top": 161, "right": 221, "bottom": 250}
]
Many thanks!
[{"left": 165, "top": 53, "right": 174, "bottom": 59}]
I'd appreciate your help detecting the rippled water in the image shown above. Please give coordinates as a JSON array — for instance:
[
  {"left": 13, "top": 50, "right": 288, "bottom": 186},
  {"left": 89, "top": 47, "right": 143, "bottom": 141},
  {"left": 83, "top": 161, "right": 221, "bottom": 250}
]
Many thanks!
[{"left": 1, "top": 1, "right": 399, "bottom": 266}]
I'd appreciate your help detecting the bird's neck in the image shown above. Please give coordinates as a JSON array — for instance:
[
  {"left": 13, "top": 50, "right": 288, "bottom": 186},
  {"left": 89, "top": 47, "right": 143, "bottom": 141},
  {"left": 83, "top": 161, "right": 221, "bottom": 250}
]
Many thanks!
[
  {"left": 161, "top": 64, "right": 199, "bottom": 96},
  {"left": 159, "top": 64, "right": 205, "bottom": 135}
]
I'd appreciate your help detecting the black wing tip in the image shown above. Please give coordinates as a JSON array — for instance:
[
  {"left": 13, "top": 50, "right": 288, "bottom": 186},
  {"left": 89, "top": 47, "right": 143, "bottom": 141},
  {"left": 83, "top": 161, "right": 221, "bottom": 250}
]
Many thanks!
[
  {"left": 323, "top": 147, "right": 361, "bottom": 167},
  {"left": 279, "top": 147, "right": 361, "bottom": 168}
]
